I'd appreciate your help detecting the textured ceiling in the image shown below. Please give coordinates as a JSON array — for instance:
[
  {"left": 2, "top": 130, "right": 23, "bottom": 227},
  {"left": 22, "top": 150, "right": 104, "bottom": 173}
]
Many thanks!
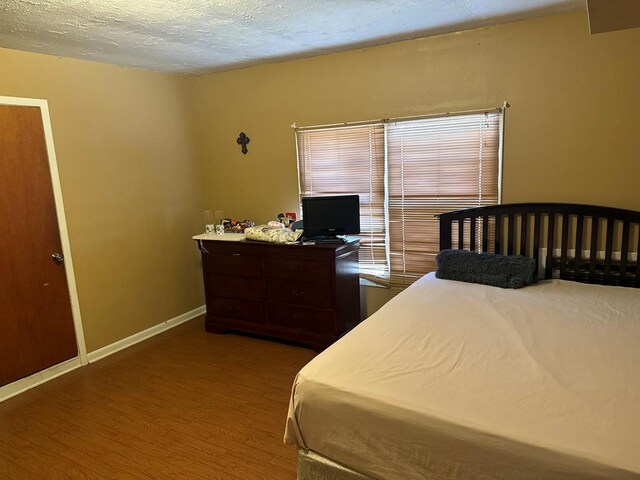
[{"left": 0, "top": 0, "right": 584, "bottom": 75}]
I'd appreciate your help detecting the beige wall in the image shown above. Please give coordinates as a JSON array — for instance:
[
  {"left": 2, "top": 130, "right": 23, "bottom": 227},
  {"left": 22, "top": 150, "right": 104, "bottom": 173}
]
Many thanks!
[
  {"left": 189, "top": 9, "right": 640, "bottom": 311},
  {"left": 0, "top": 48, "right": 205, "bottom": 352},
  {"left": 2, "top": 8, "right": 639, "bottom": 352}
]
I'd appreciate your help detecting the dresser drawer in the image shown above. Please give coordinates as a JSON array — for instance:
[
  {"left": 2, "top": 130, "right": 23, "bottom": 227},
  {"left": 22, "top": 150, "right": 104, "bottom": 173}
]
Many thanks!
[
  {"left": 207, "top": 274, "right": 264, "bottom": 300},
  {"left": 268, "top": 303, "right": 333, "bottom": 334},
  {"left": 267, "top": 280, "right": 332, "bottom": 308},
  {"left": 264, "top": 257, "right": 332, "bottom": 284},
  {"left": 202, "top": 252, "right": 262, "bottom": 277},
  {"left": 210, "top": 297, "right": 264, "bottom": 324}
]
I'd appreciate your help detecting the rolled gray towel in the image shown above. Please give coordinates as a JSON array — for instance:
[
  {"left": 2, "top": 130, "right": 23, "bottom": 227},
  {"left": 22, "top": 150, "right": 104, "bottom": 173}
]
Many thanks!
[{"left": 435, "top": 249, "right": 537, "bottom": 289}]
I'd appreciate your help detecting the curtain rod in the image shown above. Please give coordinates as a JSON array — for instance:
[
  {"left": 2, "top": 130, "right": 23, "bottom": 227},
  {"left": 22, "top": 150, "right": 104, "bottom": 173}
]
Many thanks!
[{"left": 292, "top": 101, "right": 509, "bottom": 131}]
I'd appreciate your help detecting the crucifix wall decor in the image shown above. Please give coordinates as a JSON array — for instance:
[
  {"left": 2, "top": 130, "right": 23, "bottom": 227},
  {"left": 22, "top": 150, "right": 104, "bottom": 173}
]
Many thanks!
[{"left": 236, "top": 132, "right": 250, "bottom": 154}]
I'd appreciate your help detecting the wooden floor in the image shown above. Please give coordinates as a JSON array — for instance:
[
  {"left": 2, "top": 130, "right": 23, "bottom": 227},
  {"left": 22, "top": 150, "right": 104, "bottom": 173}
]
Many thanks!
[{"left": 0, "top": 317, "right": 316, "bottom": 479}]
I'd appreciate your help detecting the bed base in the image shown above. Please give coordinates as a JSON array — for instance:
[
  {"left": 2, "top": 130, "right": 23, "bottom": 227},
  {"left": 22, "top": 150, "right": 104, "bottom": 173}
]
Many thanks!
[
  {"left": 439, "top": 203, "right": 640, "bottom": 287},
  {"left": 298, "top": 448, "right": 375, "bottom": 480}
]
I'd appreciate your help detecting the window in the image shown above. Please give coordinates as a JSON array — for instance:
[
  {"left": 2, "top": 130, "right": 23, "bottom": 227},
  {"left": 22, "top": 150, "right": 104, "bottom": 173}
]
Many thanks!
[{"left": 296, "top": 110, "right": 503, "bottom": 289}]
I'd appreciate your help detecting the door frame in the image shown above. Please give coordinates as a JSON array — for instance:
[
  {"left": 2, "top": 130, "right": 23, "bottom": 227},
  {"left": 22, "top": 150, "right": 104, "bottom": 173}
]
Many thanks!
[{"left": 0, "top": 96, "right": 88, "bottom": 402}]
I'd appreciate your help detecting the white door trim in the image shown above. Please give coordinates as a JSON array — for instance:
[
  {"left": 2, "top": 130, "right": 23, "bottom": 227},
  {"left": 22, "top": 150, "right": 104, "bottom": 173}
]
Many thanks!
[{"left": 0, "top": 96, "right": 88, "bottom": 390}]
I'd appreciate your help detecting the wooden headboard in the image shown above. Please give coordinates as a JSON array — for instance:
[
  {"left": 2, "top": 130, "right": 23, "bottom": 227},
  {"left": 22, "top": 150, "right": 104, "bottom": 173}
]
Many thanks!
[{"left": 439, "top": 203, "right": 640, "bottom": 287}]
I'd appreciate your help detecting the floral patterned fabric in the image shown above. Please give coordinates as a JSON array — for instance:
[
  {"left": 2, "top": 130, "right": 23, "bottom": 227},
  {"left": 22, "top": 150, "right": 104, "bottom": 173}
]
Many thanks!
[{"left": 244, "top": 224, "right": 303, "bottom": 244}]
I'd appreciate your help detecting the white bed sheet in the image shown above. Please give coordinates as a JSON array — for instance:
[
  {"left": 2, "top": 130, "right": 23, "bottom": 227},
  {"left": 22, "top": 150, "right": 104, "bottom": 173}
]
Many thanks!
[{"left": 285, "top": 274, "right": 640, "bottom": 479}]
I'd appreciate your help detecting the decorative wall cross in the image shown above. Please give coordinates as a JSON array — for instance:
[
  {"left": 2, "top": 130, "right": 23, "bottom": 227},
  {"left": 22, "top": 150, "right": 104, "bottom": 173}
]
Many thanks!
[{"left": 236, "top": 132, "right": 250, "bottom": 154}]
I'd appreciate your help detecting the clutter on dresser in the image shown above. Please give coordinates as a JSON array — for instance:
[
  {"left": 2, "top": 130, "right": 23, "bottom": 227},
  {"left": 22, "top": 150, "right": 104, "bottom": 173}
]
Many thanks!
[
  {"left": 277, "top": 211, "right": 297, "bottom": 228},
  {"left": 290, "top": 219, "right": 304, "bottom": 231},
  {"left": 244, "top": 222, "right": 303, "bottom": 244},
  {"left": 221, "top": 218, "right": 254, "bottom": 233}
]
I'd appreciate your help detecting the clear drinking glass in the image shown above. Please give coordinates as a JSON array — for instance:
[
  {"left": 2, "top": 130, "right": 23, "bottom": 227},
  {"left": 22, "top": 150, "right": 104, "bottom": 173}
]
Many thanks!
[{"left": 204, "top": 210, "right": 215, "bottom": 234}]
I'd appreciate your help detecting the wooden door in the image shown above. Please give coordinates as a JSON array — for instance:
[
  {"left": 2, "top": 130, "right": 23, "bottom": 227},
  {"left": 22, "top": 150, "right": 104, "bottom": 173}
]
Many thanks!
[{"left": 0, "top": 104, "right": 77, "bottom": 387}]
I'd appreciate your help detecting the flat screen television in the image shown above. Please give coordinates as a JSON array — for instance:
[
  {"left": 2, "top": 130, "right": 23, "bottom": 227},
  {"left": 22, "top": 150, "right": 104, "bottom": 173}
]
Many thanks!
[{"left": 301, "top": 195, "right": 360, "bottom": 240}]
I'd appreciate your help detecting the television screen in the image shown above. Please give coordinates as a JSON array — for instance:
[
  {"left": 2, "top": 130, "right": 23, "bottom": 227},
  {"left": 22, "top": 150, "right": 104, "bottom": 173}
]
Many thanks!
[{"left": 302, "top": 195, "right": 360, "bottom": 239}]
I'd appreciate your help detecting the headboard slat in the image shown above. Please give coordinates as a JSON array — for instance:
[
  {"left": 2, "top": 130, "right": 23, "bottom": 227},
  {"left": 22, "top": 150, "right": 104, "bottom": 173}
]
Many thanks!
[
  {"left": 520, "top": 213, "right": 529, "bottom": 257},
  {"left": 560, "top": 214, "right": 570, "bottom": 279},
  {"left": 620, "top": 220, "right": 630, "bottom": 284},
  {"left": 574, "top": 215, "right": 584, "bottom": 282},
  {"left": 495, "top": 215, "right": 502, "bottom": 255},
  {"left": 507, "top": 213, "right": 515, "bottom": 255},
  {"left": 533, "top": 212, "right": 541, "bottom": 269},
  {"left": 545, "top": 214, "right": 555, "bottom": 280},
  {"left": 604, "top": 218, "right": 615, "bottom": 280},
  {"left": 589, "top": 216, "right": 599, "bottom": 283},
  {"left": 482, "top": 216, "right": 489, "bottom": 252},
  {"left": 470, "top": 217, "right": 477, "bottom": 251},
  {"left": 438, "top": 203, "right": 640, "bottom": 288},
  {"left": 440, "top": 216, "right": 452, "bottom": 251}
]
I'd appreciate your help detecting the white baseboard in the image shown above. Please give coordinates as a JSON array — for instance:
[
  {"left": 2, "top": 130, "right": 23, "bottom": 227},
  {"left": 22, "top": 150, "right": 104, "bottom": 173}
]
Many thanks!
[
  {"left": 0, "top": 305, "right": 205, "bottom": 403},
  {"left": 87, "top": 305, "right": 206, "bottom": 363},
  {"left": 0, "top": 357, "right": 83, "bottom": 403}
]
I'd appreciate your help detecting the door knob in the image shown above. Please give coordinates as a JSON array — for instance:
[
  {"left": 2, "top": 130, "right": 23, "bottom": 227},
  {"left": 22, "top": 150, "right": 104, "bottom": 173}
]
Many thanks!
[{"left": 52, "top": 252, "right": 65, "bottom": 264}]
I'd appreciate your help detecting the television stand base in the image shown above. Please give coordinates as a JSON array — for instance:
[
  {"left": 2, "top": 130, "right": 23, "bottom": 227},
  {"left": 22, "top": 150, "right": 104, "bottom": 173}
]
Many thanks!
[{"left": 310, "top": 237, "right": 346, "bottom": 244}]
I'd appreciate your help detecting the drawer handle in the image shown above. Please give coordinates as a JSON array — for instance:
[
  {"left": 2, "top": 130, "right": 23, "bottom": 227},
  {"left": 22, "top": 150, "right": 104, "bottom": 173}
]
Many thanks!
[
  {"left": 290, "top": 266, "right": 303, "bottom": 272},
  {"left": 292, "top": 314, "right": 308, "bottom": 321},
  {"left": 292, "top": 290, "right": 305, "bottom": 296},
  {"left": 232, "top": 253, "right": 241, "bottom": 256}
]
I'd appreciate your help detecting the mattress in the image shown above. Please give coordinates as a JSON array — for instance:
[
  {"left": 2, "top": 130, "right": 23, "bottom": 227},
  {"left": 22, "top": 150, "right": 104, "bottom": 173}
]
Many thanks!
[{"left": 285, "top": 273, "right": 640, "bottom": 479}]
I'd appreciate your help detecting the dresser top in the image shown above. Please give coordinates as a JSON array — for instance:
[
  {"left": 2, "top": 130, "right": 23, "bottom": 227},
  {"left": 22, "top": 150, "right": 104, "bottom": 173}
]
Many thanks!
[
  {"left": 194, "top": 235, "right": 359, "bottom": 253},
  {"left": 193, "top": 233, "right": 245, "bottom": 241}
]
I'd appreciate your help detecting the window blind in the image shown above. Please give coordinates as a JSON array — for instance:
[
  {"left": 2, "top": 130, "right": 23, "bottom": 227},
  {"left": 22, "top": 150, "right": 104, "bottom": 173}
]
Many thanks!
[
  {"left": 296, "top": 124, "right": 388, "bottom": 282},
  {"left": 386, "top": 112, "right": 502, "bottom": 289}
]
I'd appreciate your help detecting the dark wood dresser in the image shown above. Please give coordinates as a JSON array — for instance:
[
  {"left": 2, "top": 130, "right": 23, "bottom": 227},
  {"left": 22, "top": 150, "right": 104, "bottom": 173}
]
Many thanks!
[{"left": 196, "top": 238, "right": 360, "bottom": 350}]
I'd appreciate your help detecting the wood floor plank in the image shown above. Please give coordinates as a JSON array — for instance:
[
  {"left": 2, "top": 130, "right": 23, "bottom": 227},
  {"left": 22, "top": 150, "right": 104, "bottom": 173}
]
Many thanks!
[
  {"left": 0, "top": 317, "right": 315, "bottom": 479},
  {"left": 0, "top": 456, "right": 33, "bottom": 480}
]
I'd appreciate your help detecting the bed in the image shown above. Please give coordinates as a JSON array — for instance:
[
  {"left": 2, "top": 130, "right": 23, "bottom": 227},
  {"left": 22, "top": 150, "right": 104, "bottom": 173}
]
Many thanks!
[{"left": 284, "top": 203, "right": 640, "bottom": 480}]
